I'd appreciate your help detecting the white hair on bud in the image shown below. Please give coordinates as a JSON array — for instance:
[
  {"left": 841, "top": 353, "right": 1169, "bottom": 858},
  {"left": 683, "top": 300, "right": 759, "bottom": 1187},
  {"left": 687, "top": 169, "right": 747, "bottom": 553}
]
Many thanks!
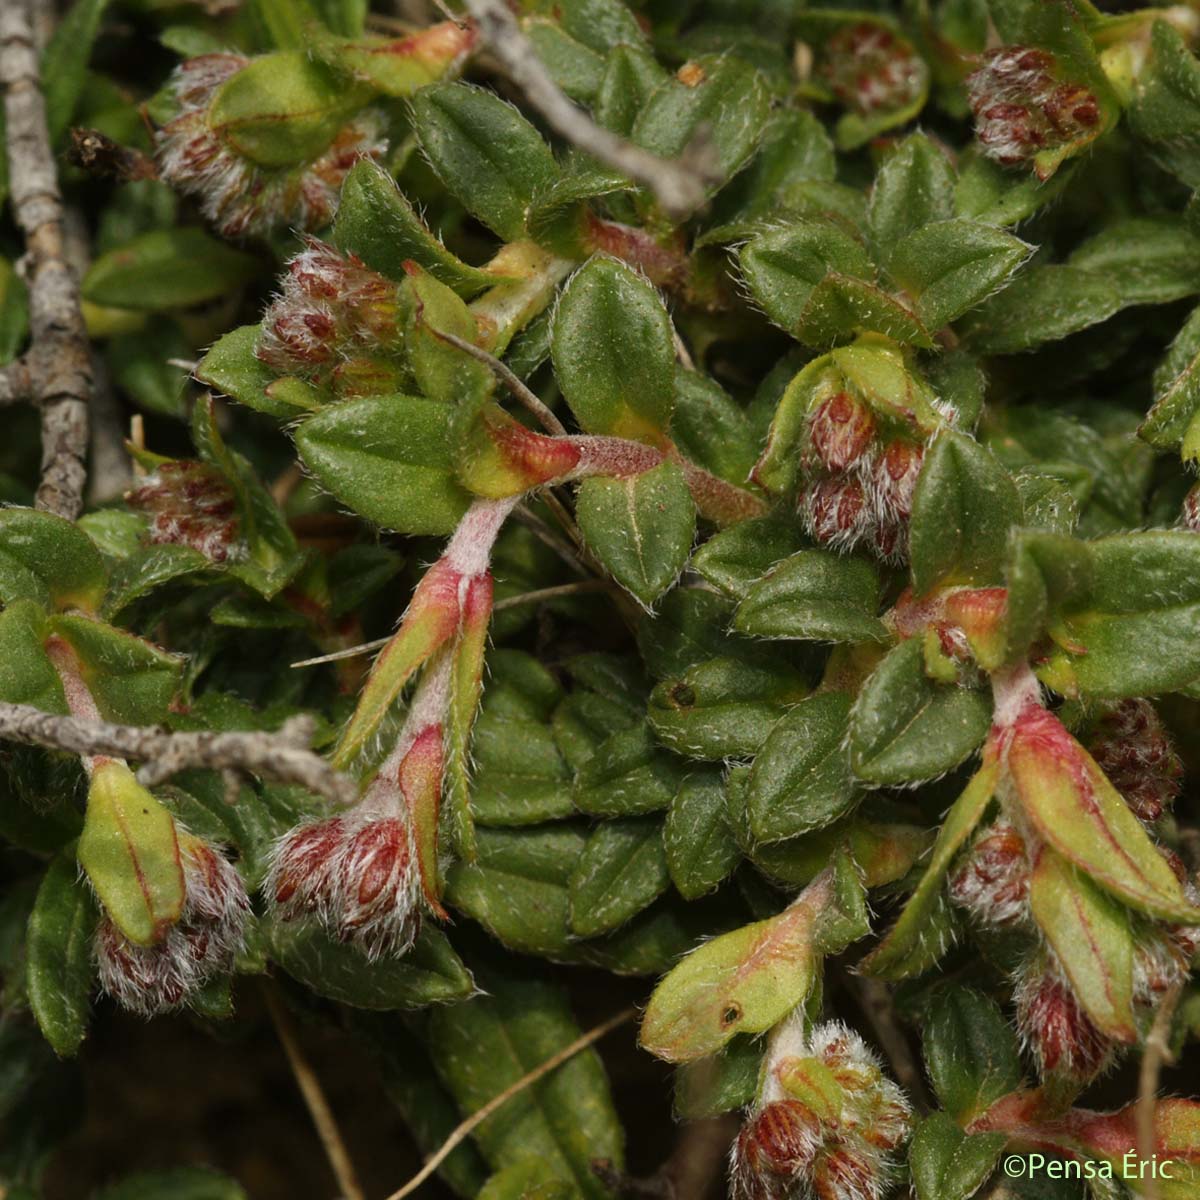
[{"left": 95, "top": 833, "right": 249, "bottom": 1017}]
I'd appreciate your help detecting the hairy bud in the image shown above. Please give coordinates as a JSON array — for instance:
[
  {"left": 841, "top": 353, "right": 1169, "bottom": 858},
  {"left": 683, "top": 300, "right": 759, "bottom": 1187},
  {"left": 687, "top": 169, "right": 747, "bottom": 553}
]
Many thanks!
[
  {"left": 967, "top": 46, "right": 1100, "bottom": 167},
  {"left": 871, "top": 439, "right": 923, "bottom": 523},
  {"left": 821, "top": 23, "right": 927, "bottom": 117},
  {"left": 95, "top": 833, "right": 248, "bottom": 1016},
  {"left": 1086, "top": 699, "right": 1182, "bottom": 824},
  {"left": 733, "top": 1017, "right": 910, "bottom": 1200},
  {"left": 804, "top": 476, "right": 868, "bottom": 550},
  {"left": 808, "top": 392, "right": 876, "bottom": 473},
  {"left": 948, "top": 820, "right": 1031, "bottom": 927},
  {"left": 126, "top": 460, "right": 239, "bottom": 563},
  {"left": 256, "top": 239, "right": 403, "bottom": 377},
  {"left": 1183, "top": 481, "right": 1200, "bottom": 532},
  {"left": 267, "top": 807, "right": 421, "bottom": 959},
  {"left": 1016, "top": 957, "right": 1114, "bottom": 1081},
  {"left": 155, "top": 55, "right": 386, "bottom": 238}
]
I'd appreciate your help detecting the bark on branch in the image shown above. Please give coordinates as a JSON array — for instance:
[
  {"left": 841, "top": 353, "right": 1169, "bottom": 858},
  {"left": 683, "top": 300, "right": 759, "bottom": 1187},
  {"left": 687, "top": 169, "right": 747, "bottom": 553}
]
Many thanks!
[
  {"left": 462, "top": 0, "right": 713, "bottom": 220},
  {"left": 0, "top": 701, "right": 357, "bottom": 806},
  {"left": 0, "top": 0, "right": 91, "bottom": 518}
]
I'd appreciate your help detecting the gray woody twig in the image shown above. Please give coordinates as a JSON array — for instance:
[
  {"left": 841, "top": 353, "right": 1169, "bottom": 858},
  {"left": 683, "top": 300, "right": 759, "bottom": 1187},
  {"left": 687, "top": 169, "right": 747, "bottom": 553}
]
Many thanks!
[
  {"left": 0, "top": 701, "right": 357, "bottom": 807},
  {"left": 0, "top": 0, "right": 92, "bottom": 518},
  {"left": 462, "top": 0, "right": 712, "bottom": 220}
]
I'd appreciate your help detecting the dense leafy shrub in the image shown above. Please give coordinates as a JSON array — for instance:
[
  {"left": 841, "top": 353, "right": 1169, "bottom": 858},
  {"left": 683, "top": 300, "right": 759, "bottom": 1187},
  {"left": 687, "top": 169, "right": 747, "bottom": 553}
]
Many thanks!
[{"left": 4, "top": 1, "right": 1200, "bottom": 1197}]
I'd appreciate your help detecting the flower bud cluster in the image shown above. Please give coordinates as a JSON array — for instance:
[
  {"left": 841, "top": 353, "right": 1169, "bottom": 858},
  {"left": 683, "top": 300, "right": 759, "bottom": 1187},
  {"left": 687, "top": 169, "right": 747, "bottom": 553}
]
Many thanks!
[
  {"left": 155, "top": 55, "right": 386, "bottom": 239},
  {"left": 266, "top": 804, "right": 423, "bottom": 960},
  {"left": 256, "top": 238, "right": 403, "bottom": 378},
  {"left": 96, "top": 832, "right": 249, "bottom": 1016},
  {"left": 820, "top": 24, "right": 927, "bottom": 118},
  {"left": 1086, "top": 699, "right": 1183, "bottom": 824},
  {"left": 1015, "top": 955, "right": 1114, "bottom": 1081},
  {"left": 800, "top": 389, "right": 935, "bottom": 563},
  {"left": 732, "top": 1017, "right": 910, "bottom": 1200},
  {"left": 125, "top": 460, "right": 239, "bottom": 564},
  {"left": 966, "top": 46, "right": 1100, "bottom": 167}
]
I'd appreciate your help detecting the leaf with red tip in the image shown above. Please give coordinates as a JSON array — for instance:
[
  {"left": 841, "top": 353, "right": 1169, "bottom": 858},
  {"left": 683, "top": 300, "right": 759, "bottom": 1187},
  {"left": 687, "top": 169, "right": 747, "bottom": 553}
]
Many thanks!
[
  {"left": 399, "top": 724, "right": 448, "bottom": 920},
  {"left": 1008, "top": 706, "right": 1200, "bottom": 923},
  {"left": 332, "top": 559, "right": 462, "bottom": 770},
  {"left": 862, "top": 755, "right": 999, "bottom": 979}
]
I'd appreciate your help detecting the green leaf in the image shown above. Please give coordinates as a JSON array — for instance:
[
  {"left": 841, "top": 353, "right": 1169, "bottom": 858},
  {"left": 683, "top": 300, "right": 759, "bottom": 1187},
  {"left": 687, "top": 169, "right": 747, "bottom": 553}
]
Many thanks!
[
  {"left": 573, "top": 723, "right": 682, "bottom": 817},
  {"left": 888, "top": 219, "right": 1031, "bottom": 329},
  {"left": 407, "top": 266, "right": 494, "bottom": 405},
  {"left": 1141, "top": 303, "right": 1200, "bottom": 452},
  {"left": 664, "top": 771, "right": 740, "bottom": 900},
  {"left": 0, "top": 508, "right": 107, "bottom": 612},
  {"left": 669, "top": 368, "right": 760, "bottom": 486},
  {"left": 83, "top": 230, "right": 259, "bottom": 312},
  {"left": 195, "top": 326, "right": 309, "bottom": 420},
  {"left": 745, "top": 692, "right": 858, "bottom": 843},
  {"left": 594, "top": 44, "right": 668, "bottom": 136},
  {"left": 569, "top": 818, "right": 670, "bottom": 937},
  {"left": 648, "top": 656, "right": 805, "bottom": 760},
  {"left": 26, "top": 851, "right": 97, "bottom": 1058},
  {"left": 632, "top": 55, "right": 769, "bottom": 210},
  {"left": 869, "top": 133, "right": 955, "bottom": 252},
  {"left": 849, "top": 639, "right": 992, "bottom": 786},
  {"left": 922, "top": 987, "right": 1023, "bottom": 1124},
  {"left": 77, "top": 761, "right": 185, "bottom": 947},
  {"left": 909, "top": 1113, "right": 1007, "bottom": 1200},
  {"left": 526, "top": 19, "right": 606, "bottom": 103},
  {"left": 962, "top": 265, "right": 1123, "bottom": 354},
  {"left": 552, "top": 256, "right": 676, "bottom": 440},
  {"left": 208, "top": 49, "right": 367, "bottom": 167},
  {"left": 48, "top": 614, "right": 181, "bottom": 725},
  {"left": 333, "top": 160, "right": 502, "bottom": 296},
  {"left": 478, "top": 1162, "right": 574, "bottom": 1200},
  {"left": 1050, "top": 532, "right": 1200, "bottom": 697},
  {"left": 0, "top": 601, "right": 66, "bottom": 712},
  {"left": 0, "top": 256, "right": 29, "bottom": 366},
  {"left": 445, "top": 825, "right": 587, "bottom": 957},
  {"left": 269, "top": 921, "right": 473, "bottom": 1008},
  {"left": 909, "top": 430, "right": 1023, "bottom": 595},
  {"left": 862, "top": 759, "right": 996, "bottom": 979},
  {"left": 575, "top": 463, "right": 695, "bottom": 607},
  {"left": 1028, "top": 850, "right": 1136, "bottom": 1041},
  {"left": 428, "top": 974, "right": 624, "bottom": 1196},
  {"left": 1068, "top": 217, "right": 1200, "bottom": 306},
  {"left": 690, "top": 516, "right": 805, "bottom": 599},
  {"left": 411, "top": 82, "right": 559, "bottom": 242},
  {"left": 734, "top": 549, "right": 887, "bottom": 643},
  {"left": 43, "top": 0, "right": 112, "bottom": 144},
  {"left": 1127, "top": 20, "right": 1200, "bottom": 189},
  {"left": 93, "top": 1168, "right": 248, "bottom": 1200},
  {"left": 102, "top": 545, "right": 213, "bottom": 619},
  {"left": 1003, "top": 530, "right": 1093, "bottom": 665},
  {"left": 295, "top": 393, "right": 472, "bottom": 535}
]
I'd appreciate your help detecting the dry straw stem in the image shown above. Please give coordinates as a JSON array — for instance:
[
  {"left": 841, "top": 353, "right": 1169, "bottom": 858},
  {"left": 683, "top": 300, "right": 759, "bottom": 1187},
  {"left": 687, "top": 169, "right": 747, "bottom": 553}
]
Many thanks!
[
  {"left": 462, "top": 0, "right": 713, "bottom": 220},
  {"left": 383, "top": 1006, "right": 637, "bottom": 1200},
  {"left": 262, "top": 983, "right": 367, "bottom": 1200},
  {"left": 1136, "top": 979, "right": 1184, "bottom": 1200},
  {"left": 0, "top": 0, "right": 92, "bottom": 518},
  {"left": 0, "top": 701, "right": 358, "bottom": 806}
]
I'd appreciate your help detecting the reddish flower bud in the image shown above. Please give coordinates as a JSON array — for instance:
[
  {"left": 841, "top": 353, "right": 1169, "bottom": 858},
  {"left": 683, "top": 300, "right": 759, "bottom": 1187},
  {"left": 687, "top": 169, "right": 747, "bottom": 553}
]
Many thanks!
[
  {"left": 948, "top": 820, "right": 1032, "bottom": 927},
  {"left": 809, "top": 392, "right": 876, "bottom": 472},
  {"left": 266, "top": 809, "right": 421, "bottom": 959},
  {"left": 96, "top": 833, "right": 249, "bottom": 1017},
  {"left": 731, "top": 1100, "right": 822, "bottom": 1200},
  {"left": 155, "top": 55, "right": 386, "bottom": 239},
  {"left": 1183, "top": 481, "right": 1200, "bottom": 532},
  {"left": 1086, "top": 699, "right": 1182, "bottom": 824},
  {"left": 256, "top": 239, "right": 402, "bottom": 377},
  {"left": 871, "top": 439, "right": 923, "bottom": 523},
  {"left": 805, "top": 476, "right": 868, "bottom": 549},
  {"left": 126, "top": 460, "right": 239, "bottom": 564},
  {"left": 811, "top": 1144, "right": 884, "bottom": 1200},
  {"left": 967, "top": 46, "right": 1101, "bottom": 168},
  {"left": 1016, "top": 958, "right": 1114, "bottom": 1081},
  {"left": 821, "top": 23, "right": 927, "bottom": 117}
]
